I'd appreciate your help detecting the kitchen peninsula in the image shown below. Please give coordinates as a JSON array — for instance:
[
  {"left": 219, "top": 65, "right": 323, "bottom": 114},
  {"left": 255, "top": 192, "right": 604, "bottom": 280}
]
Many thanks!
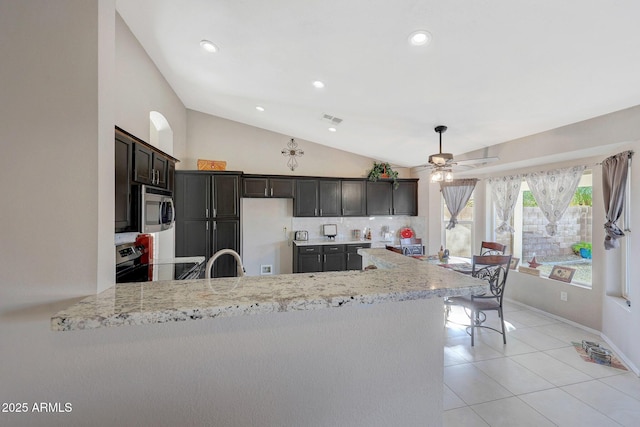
[{"left": 52, "top": 249, "right": 487, "bottom": 426}]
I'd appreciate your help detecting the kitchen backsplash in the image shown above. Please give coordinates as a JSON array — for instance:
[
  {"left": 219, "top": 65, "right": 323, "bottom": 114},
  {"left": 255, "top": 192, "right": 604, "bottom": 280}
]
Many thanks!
[{"left": 291, "top": 216, "right": 426, "bottom": 244}]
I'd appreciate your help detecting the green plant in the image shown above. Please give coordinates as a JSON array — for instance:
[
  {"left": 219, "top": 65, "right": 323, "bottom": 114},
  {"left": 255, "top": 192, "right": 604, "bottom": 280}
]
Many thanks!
[
  {"left": 367, "top": 162, "right": 399, "bottom": 189},
  {"left": 571, "top": 241, "right": 592, "bottom": 255},
  {"left": 571, "top": 187, "right": 592, "bottom": 206}
]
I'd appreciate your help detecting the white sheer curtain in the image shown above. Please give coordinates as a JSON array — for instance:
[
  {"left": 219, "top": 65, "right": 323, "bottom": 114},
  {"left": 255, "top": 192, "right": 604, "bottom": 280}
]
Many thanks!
[
  {"left": 525, "top": 165, "right": 585, "bottom": 236},
  {"left": 440, "top": 179, "right": 478, "bottom": 230},
  {"left": 488, "top": 175, "right": 522, "bottom": 233}
]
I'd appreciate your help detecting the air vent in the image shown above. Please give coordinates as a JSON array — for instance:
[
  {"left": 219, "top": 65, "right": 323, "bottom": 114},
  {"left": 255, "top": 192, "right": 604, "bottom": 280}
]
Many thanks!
[{"left": 321, "top": 113, "right": 343, "bottom": 126}]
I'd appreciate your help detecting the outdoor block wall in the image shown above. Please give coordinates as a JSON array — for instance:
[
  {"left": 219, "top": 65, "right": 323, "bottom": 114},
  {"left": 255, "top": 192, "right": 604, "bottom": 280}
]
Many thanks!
[{"left": 521, "top": 206, "right": 592, "bottom": 259}]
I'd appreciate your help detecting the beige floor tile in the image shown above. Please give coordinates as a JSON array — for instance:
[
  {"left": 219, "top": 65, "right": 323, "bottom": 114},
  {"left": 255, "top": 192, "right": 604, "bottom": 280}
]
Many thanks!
[
  {"left": 562, "top": 380, "right": 640, "bottom": 426},
  {"left": 471, "top": 396, "right": 555, "bottom": 427},
  {"left": 519, "top": 388, "right": 621, "bottom": 426},
  {"left": 444, "top": 364, "right": 513, "bottom": 405},
  {"left": 473, "top": 357, "right": 555, "bottom": 395},
  {"left": 510, "top": 352, "right": 592, "bottom": 386},
  {"left": 443, "top": 384, "right": 467, "bottom": 410},
  {"left": 600, "top": 373, "right": 640, "bottom": 400},
  {"left": 443, "top": 407, "right": 490, "bottom": 427}
]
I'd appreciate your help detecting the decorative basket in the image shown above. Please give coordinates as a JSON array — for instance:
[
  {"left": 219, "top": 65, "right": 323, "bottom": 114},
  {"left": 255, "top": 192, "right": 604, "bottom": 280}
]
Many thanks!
[{"left": 197, "top": 159, "right": 227, "bottom": 171}]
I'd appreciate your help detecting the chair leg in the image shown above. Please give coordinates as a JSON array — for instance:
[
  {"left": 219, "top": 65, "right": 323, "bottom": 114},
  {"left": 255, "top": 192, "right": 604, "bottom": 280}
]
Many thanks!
[
  {"left": 470, "top": 308, "right": 475, "bottom": 347},
  {"left": 499, "top": 307, "right": 506, "bottom": 344}
]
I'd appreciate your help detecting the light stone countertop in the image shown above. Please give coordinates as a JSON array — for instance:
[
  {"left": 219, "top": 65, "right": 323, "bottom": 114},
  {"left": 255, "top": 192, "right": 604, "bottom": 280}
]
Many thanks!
[{"left": 51, "top": 248, "right": 488, "bottom": 331}]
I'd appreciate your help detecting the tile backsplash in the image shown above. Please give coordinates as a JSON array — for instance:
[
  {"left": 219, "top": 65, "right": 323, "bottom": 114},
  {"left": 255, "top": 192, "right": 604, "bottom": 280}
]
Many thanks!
[{"left": 291, "top": 216, "right": 426, "bottom": 245}]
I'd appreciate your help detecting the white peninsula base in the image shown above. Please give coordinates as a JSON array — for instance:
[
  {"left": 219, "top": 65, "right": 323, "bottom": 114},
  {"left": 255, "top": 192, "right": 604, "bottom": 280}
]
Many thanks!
[{"left": 198, "top": 297, "right": 443, "bottom": 426}]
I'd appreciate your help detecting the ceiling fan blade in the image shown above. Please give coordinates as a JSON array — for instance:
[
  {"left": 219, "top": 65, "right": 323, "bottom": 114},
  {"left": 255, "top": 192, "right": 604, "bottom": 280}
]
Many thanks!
[{"left": 454, "top": 156, "right": 499, "bottom": 166}]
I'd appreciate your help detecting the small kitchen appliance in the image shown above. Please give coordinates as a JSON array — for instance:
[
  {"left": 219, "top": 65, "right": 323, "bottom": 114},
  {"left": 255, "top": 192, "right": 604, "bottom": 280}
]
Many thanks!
[
  {"left": 294, "top": 230, "right": 308, "bottom": 241},
  {"left": 139, "top": 185, "right": 175, "bottom": 233},
  {"left": 322, "top": 224, "right": 338, "bottom": 239}
]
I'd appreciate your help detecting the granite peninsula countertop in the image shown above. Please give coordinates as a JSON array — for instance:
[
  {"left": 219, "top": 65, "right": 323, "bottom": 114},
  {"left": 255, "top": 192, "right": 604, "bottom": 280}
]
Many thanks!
[{"left": 51, "top": 248, "right": 488, "bottom": 331}]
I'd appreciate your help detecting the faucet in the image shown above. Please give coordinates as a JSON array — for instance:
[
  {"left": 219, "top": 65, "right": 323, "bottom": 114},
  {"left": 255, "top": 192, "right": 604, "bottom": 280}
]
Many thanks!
[{"left": 205, "top": 249, "right": 245, "bottom": 278}]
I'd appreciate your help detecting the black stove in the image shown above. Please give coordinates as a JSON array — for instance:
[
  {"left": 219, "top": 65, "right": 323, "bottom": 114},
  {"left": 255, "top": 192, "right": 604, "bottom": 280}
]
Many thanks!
[{"left": 115, "top": 242, "right": 204, "bottom": 283}]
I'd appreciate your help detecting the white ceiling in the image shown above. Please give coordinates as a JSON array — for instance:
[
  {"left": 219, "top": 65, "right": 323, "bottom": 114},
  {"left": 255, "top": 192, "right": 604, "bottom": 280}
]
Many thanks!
[{"left": 116, "top": 0, "right": 640, "bottom": 168}]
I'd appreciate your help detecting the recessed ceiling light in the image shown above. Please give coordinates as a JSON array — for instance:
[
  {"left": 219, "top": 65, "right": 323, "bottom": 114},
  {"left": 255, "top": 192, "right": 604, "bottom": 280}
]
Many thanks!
[
  {"left": 200, "top": 39, "right": 218, "bottom": 53},
  {"left": 312, "top": 80, "right": 325, "bottom": 89},
  {"left": 255, "top": 106, "right": 265, "bottom": 112},
  {"left": 328, "top": 127, "right": 337, "bottom": 132},
  {"left": 408, "top": 30, "right": 432, "bottom": 46}
]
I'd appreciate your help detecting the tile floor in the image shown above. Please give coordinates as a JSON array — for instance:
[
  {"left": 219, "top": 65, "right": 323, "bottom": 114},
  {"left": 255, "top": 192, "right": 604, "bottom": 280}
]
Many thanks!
[{"left": 443, "top": 301, "right": 640, "bottom": 426}]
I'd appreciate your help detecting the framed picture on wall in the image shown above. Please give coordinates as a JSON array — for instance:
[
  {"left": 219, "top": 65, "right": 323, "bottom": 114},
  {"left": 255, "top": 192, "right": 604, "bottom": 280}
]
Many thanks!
[
  {"left": 549, "top": 265, "right": 576, "bottom": 282},
  {"left": 509, "top": 257, "right": 519, "bottom": 270}
]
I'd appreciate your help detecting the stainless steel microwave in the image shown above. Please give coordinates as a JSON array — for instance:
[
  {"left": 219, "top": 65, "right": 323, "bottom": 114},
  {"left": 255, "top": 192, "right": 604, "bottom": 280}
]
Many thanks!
[{"left": 140, "top": 185, "right": 175, "bottom": 233}]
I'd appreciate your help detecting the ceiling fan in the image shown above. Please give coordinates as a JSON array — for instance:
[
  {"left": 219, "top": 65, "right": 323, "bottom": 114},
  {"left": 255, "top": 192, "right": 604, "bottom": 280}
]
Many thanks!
[{"left": 416, "top": 125, "right": 499, "bottom": 181}]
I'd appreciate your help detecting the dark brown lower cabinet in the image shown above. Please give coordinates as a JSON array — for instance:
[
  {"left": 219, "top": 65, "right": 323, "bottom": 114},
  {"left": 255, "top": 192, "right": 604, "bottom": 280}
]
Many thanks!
[{"left": 294, "top": 243, "right": 370, "bottom": 273}]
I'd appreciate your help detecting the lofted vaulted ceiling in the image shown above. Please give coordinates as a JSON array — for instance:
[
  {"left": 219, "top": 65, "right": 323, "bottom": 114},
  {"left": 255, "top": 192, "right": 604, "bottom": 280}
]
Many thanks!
[{"left": 116, "top": 0, "right": 640, "bottom": 168}]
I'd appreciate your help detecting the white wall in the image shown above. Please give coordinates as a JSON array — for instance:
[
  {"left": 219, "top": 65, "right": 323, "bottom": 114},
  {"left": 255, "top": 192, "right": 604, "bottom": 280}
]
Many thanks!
[
  {"left": 185, "top": 109, "right": 413, "bottom": 177},
  {"left": 114, "top": 14, "right": 187, "bottom": 160}
]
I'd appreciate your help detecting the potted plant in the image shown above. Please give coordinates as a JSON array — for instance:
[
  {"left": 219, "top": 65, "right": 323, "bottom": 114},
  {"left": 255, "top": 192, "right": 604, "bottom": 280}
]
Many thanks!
[{"left": 367, "top": 162, "right": 399, "bottom": 189}]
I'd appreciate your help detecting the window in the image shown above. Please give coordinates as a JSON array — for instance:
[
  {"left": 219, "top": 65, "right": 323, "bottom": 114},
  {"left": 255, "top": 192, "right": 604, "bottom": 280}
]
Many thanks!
[
  {"left": 443, "top": 194, "right": 474, "bottom": 257},
  {"left": 493, "top": 171, "right": 592, "bottom": 286}
]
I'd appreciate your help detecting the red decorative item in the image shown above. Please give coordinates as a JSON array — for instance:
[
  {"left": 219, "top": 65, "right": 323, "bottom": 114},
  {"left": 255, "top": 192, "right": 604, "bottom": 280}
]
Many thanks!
[
  {"left": 528, "top": 256, "right": 541, "bottom": 269},
  {"left": 400, "top": 228, "right": 413, "bottom": 239}
]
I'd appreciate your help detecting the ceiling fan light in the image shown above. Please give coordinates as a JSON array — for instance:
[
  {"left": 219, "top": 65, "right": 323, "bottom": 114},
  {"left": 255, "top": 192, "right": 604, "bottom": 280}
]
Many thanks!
[
  {"left": 444, "top": 170, "right": 454, "bottom": 182},
  {"left": 430, "top": 170, "right": 444, "bottom": 183}
]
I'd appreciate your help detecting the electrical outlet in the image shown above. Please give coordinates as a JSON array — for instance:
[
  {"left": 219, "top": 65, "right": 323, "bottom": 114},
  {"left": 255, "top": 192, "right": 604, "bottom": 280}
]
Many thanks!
[
  {"left": 560, "top": 291, "right": 568, "bottom": 301},
  {"left": 261, "top": 265, "right": 273, "bottom": 275}
]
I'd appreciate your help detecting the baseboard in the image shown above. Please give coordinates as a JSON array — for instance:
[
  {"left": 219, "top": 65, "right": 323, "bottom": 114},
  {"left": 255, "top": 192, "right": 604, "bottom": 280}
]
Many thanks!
[
  {"left": 504, "top": 297, "right": 639, "bottom": 376},
  {"left": 600, "top": 334, "right": 640, "bottom": 376}
]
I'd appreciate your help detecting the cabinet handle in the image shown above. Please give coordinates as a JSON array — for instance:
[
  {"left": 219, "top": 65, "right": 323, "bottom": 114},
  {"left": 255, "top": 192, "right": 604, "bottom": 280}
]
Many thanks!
[
  {"left": 320, "top": 209, "right": 323, "bottom": 216},
  {"left": 270, "top": 187, "right": 273, "bottom": 197},
  {"left": 347, "top": 253, "right": 350, "bottom": 262},
  {"left": 213, "top": 221, "right": 217, "bottom": 231},
  {"left": 342, "top": 208, "right": 345, "bottom": 215},
  {"left": 264, "top": 187, "right": 268, "bottom": 197},
  {"left": 324, "top": 254, "right": 327, "bottom": 262},
  {"left": 318, "top": 255, "right": 321, "bottom": 263},
  {"left": 213, "top": 208, "right": 217, "bottom": 217},
  {"left": 314, "top": 208, "right": 317, "bottom": 216},
  {"left": 206, "top": 222, "right": 209, "bottom": 231},
  {"left": 206, "top": 208, "right": 209, "bottom": 218}
]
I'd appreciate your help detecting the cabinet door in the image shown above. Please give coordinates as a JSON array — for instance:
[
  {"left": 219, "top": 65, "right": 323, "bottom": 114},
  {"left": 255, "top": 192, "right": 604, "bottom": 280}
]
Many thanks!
[
  {"left": 213, "top": 220, "right": 240, "bottom": 277},
  {"left": 341, "top": 180, "right": 366, "bottom": 216},
  {"left": 175, "top": 173, "right": 210, "bottom": 220},
  {"left": 167, "top": 161, "right": 175, "bottom": 193},
  {"left": 243, "top": 177, "right": 269, "bottom": 197},
  {"left": 318, "top": 180, "right": 341, "bottom": 217},
  {"left": 152, "top": 154, "right": 168, "bottom": 188},
  {"left": 346, "top": 244, "right": 369, "bottom": 270},
  {"left": 393, "top": 181, "right": 418, "bottom": 216},
  {"left": 115, "top": 135, "right": 133, "bottom": 231},
  {"left": 294, "top": 179, "right": 319, "bottom": 217},
  {"left": 323, "top": 253, "right": 346, "bottom": 271},
  {"left": 175, "top": 219, "right": 210, "bottom": 259},
  {"left": 213, "top": 175, "right": 239, "bottom": 218},
  {"left": 298, "top": 253, "right": 322, "bottom": 273},
  {"left": 133, "top": 144, "right": 154, "bottom": 185},
  {"left": 294, "top": 245, "right": 322, "bottom": 273},
  {"left": 269, "top": 178, "right": 295, "bottom": 198},
  {"left": 366, "top": 181, "right": 393, "bottom": 215}
]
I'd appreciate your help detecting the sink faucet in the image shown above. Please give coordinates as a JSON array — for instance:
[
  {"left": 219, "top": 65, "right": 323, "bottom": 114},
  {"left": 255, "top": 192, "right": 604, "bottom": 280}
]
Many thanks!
[{"left": 205, "top": 249, "right": 245, "bottom": 278}]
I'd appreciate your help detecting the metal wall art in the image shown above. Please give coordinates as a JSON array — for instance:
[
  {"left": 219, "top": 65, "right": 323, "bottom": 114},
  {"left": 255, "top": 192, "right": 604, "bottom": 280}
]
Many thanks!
[{"left": 282, "top": 138, "right": 304, "bottom": 171}]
